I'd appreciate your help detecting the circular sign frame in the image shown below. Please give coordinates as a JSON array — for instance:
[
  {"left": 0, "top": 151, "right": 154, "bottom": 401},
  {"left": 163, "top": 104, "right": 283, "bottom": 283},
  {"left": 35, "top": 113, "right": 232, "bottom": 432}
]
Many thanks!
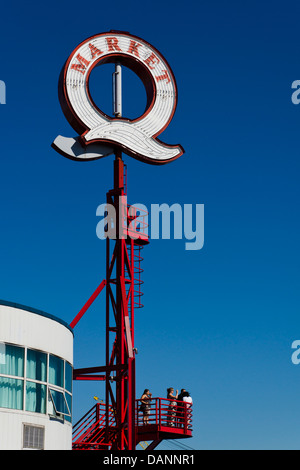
[{"left": 55, "top": 31, "right": 184, "bottom": 164}]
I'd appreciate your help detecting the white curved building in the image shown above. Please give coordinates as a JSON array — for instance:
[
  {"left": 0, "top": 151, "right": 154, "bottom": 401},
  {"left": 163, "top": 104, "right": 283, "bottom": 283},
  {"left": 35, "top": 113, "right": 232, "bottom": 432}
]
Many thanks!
[{"left": 0, "top": 301, "right": 73, "bottom": 450}]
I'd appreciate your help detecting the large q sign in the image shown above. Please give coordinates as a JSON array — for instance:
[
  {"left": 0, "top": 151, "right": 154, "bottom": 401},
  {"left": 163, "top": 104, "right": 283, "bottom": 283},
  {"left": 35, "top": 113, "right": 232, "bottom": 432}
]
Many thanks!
[{"left": 52, "top": 31, "right": 184, "bottom": 164}]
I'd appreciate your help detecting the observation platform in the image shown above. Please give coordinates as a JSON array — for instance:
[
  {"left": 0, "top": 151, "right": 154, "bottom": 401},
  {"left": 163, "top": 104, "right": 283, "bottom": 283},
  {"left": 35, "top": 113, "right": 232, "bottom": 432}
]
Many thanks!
[
  {"left": 136, "top": 397, "right": 192, "bottom": 448},
  {"left": 72, "top": 397, "right": 192, "bottom": 450}
]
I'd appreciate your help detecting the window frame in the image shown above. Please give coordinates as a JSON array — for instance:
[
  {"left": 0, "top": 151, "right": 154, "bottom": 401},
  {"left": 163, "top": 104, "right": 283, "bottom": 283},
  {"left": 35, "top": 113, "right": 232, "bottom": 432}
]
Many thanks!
[
  {"left": 0, "top": 341, "right": 72, "bottom": 421},
  {"left": 48, "top": 387, "right": 71, "bottom": 417}
]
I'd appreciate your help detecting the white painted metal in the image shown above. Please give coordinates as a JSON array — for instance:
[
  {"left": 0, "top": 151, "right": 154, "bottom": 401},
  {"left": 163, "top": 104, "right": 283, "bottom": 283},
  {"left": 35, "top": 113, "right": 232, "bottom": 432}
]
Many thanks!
[
  {"left": 0, "top": 304, "right": 73, "bottom": 363},
  {"left": 52, "top": 135, "right": 114, "bottom": 161},
  {"left": 53, "top": 32, "right": 183, "bottom": 163},
  {"left": 0, "top": 304, "right": 73, "bottom": 450},
  {"left": 113, "top": 62, "right": 122, "bottom": 117},
  {"left": 0, "top": 411, "right": 72, "bottom": 450}
]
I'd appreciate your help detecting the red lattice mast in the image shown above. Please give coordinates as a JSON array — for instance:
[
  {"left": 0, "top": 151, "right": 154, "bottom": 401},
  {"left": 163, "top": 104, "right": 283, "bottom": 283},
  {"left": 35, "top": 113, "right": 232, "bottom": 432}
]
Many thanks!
[{"left": 71, "top": 151, "right": 148, "bottom": 450}]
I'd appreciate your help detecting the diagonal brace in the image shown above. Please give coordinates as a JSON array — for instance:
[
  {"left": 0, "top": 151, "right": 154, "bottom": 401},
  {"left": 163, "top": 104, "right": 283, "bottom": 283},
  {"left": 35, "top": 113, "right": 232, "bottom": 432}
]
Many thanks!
[{"left": 70, "top": 279, "right": 106, "bottom": 329}]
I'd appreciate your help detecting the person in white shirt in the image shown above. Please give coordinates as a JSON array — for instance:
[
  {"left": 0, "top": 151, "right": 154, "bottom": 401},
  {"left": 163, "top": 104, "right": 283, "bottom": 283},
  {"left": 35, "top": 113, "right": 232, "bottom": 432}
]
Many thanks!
[{"left": 182, "top": 391, "right": 193, "bottom": 426}]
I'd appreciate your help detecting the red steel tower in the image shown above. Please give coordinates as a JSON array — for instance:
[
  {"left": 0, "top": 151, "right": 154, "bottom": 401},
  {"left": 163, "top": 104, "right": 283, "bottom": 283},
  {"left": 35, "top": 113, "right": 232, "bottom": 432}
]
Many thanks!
[{"left": 70, "top": 152, "right": 148, "bottom": 449}]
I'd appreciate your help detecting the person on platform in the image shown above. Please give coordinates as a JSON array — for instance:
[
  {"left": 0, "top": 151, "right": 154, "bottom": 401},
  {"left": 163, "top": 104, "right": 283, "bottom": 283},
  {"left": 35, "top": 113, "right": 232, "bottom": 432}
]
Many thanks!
[
  {"left": 167, "top": 387, "right": 178, "bottom": 426},
  {"left": 177, "top": 388, "right": 186, "bottom": 425},
  {"left": 140, "top": 389, "right": 152, "bottom": 425},
  {"left": 182, "top": 391, "right": 193, "bottom": 426}
]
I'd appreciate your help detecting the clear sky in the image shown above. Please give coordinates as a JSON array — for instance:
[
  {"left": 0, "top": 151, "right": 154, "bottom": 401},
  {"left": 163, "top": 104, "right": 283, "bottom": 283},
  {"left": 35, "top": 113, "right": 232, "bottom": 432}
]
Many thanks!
[{"left": 1, "top": 0, "right": 300, "bottom": 450}]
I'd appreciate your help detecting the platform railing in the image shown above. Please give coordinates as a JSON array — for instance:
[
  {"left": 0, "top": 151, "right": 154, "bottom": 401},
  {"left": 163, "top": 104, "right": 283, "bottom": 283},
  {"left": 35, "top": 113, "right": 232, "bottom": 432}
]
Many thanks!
[
  {"left": 73, "top": 397, "right": 192, "bottom": 449},
  {"left": 72, "top": 403, "right": 116, "bottom": 449},
  {"left": 136, "top": 397, "right": 193, "bottom": 433}
]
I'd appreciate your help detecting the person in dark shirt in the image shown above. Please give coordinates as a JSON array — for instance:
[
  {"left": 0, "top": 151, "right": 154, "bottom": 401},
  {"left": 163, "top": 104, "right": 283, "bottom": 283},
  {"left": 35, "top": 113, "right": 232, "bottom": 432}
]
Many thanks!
[
  {"left": 140, "top": 389, "right": 152, "bottom": 425},
  {"left": 177, "top": 388, "right": 186, "bottom": 425},
  {"left": 167, "top": 387, "right": 178, "bottom": 426}
]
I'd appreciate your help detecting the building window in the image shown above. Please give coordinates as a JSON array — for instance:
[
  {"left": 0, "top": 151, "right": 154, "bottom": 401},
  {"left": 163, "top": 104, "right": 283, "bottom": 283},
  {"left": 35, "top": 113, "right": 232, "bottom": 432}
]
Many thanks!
[
  {"left": 49, "top": 388, "right": 71, "bottom": 417},
  {"left": 65, "top": 391, "right": 72, "bottom": 423},
  {"left": 23, "top": 424, "right": 45, "bottom": 450},
  {"left": 0, "top": 376, "right": 23, "bottom": 410},
  {"left": 49, "top": 355, "right": 64, "bottom": 388},
  {"left": 0, "top": 342, "right": 72, "bottom": 421},
  {"left": 0, "top": 343, "right": 24, "bottom": 377},
  {"left": 25, "top": 381, "right": 47, "bottom": 414},
  {"left": 65, "top": 361, "right": 72, "bottom": 393},
  {"left": 26, "top": 349, "right": 47, "bottom": 382}
]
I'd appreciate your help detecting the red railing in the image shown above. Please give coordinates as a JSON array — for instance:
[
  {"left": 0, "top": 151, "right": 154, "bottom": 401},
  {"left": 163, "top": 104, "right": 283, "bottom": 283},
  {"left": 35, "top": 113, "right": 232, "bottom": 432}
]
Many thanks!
[
  {"left": 72, "top": 403, "right": 116, "bottom": 450},
  {"left": 136, "top": 397, "right": 193, "bottom": 434},
  {"left": 73, "top": 397, "right": 192, "bottom": 449}
]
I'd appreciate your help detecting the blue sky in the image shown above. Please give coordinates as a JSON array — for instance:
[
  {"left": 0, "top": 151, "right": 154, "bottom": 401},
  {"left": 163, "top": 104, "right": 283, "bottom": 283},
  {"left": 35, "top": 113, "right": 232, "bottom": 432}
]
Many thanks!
[{"left": 1, "top": 0, "right": 300, "bottom": 450}]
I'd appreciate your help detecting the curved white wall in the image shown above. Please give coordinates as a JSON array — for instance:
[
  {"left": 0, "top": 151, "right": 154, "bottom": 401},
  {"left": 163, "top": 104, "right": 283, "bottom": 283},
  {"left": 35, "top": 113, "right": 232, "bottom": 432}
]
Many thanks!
[{"left": 0, "top": 302, "right": 74, "bottom": 450}]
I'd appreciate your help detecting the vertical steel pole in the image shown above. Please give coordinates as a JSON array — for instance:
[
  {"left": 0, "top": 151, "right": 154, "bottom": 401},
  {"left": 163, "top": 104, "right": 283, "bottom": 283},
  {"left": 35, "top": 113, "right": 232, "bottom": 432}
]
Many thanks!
[
  {"left": 105, "top": 63, "right": 136, "bottom": 449},
  {"left": 105, "top": 214, "right": 110, "bottom": 444},
  {"left": 116, "top": 158, "right": 125, "bottom": 450},
  {"left": 113, "top": 62, "right": 122, "bottom": 118},
  {"left": 128, "top": 235, "right": 135, "bottom": 449},
  {"left": 114, "top": 61, "right": 124, "bottom": 449}
]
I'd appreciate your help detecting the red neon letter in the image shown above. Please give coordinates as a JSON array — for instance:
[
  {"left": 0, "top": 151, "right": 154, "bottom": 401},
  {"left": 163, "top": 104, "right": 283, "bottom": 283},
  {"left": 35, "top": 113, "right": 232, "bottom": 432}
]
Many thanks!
[
  {"left": 88, "top": 43, "right": 103, "bottom": 59},
  {"left": 144, "top": 52, "right": 160, "bottom": 69},
  {"left": 127, "top": 40, "right": 142, "bottom": 57},
  {"left": 106, "top": 37, "right": 122, "bottom": 52},
  {"left": 155, "top": 69, "right": 171, "bottom": 84},
  {"left": 70, "top": 54, "right": 90, "bottom": 74}
]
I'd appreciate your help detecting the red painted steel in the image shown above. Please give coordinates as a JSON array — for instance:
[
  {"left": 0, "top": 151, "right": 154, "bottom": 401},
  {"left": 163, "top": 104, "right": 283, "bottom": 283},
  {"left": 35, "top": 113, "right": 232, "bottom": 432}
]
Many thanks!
[
  {"left": 72, "top": 398, "right": 192, "bottom": 450},
  {"left": 136, "top": 397, "right": 193, "bottom": 433},
  {"left": 72, "top": 403, "right": 116, "bottom": 450},
  {"left": 104, "top": 156, "right": 138, "bottom": 449},
  {"left": 70, "top": 280, "right": 106, "bottom": 329},
  {"left": 71, "top": 155, "right": 193, "bottom": 449},
  {"left": 72, "top": 155, "right": 148, "bottom": 449}
]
